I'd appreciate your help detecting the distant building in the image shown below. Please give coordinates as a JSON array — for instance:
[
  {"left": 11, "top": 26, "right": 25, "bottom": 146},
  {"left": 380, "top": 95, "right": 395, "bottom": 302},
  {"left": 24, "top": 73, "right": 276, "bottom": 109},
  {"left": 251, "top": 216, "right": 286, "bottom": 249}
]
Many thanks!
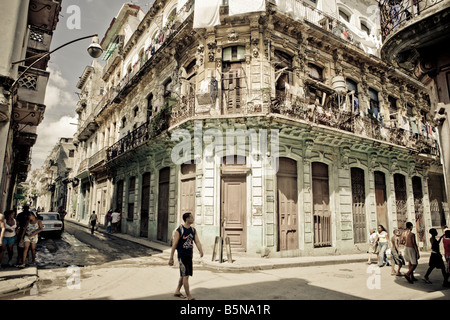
[
  {"left": 30, "top": 138, "right": 75, "bottom": 212},
  {"left": 68, "top": 0, "right": 446, "bottom": 257}
]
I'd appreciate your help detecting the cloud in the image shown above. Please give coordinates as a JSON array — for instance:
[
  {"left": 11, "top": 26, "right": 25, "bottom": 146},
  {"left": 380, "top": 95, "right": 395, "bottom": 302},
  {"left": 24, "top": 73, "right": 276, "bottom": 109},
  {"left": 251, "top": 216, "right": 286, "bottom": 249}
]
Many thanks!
[
  {"left": 31, "top": 115, "right": 78, "bottom": 171},
  {"left": 44, "top": 65, "right": 78, "bottom": 121}
]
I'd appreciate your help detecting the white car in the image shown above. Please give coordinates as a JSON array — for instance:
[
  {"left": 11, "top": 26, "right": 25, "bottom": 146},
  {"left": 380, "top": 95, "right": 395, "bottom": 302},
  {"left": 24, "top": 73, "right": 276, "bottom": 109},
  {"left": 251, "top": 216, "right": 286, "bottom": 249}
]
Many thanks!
[{"left": 38, "top": 212, "right": 63, "bottom": 238}]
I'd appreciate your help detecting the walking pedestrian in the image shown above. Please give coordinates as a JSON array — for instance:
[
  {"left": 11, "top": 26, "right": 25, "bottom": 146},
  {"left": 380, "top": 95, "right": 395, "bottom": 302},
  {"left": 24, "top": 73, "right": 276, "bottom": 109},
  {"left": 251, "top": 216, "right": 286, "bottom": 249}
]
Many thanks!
[
  {"left": 376, "top": 225, "right": 390, "bottom": 267},
  {"left": 442, "top": 230, "right": 450, "bottom": 286},
  {"left": 0, "top": 210, "right": 17, "bottom": 267},
  {"left": 18, "top": 211, "right": 42, "bottom": 267},
  {"left": 423, "top": 228, "right": 449, "bottom": 286},
  {"left": 169, "top": 212, "right": 204, "bottom": 300},
  {"left": 367, "top": 228, "right": 378, "bottom": 265},
  {"left": 401, "top": 221, "right": 420, "bottom": 284},
  {"left": 89, "top": 211, "right": 97, "bottom": 235},
  {"left": 390, "top": 229, "right": 404, "bottom": 276},
  {"left": 106, "top": 210, "right": 113, "bottom": 233},
  {"left": 111, "top": 209, "right": 121, "bottom": 233},
  {"left": 15, "top": 205, "right": 30, "bottom": 266},
  {"left": 57, "top": 206, "right": 66, "bottom": 231}
]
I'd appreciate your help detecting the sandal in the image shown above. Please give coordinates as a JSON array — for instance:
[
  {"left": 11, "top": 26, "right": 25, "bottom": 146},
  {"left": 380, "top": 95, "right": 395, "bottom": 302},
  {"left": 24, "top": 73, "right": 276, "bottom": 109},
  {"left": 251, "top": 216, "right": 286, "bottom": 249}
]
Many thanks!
[{"left": 174, "top": 293, "right": 186, "bottom": 299}]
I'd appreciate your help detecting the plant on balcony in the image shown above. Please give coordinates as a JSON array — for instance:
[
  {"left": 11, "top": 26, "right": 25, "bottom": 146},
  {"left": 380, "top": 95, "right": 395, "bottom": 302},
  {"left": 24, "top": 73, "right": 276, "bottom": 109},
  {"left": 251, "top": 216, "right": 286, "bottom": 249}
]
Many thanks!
[{"left": 149, "top": 98, "right": 176, "bottom": 136}]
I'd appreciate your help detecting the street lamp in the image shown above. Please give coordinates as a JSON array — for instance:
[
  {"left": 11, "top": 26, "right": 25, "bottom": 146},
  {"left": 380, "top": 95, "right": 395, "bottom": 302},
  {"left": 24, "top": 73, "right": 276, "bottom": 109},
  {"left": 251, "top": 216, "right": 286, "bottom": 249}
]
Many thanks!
[{"left": 10, "top": 34, "right": 103, "bottom": 90}]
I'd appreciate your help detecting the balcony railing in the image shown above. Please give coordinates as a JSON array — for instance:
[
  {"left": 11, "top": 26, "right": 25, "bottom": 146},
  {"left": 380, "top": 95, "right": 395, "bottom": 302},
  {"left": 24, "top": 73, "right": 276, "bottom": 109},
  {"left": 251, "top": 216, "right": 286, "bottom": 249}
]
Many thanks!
[
  {"left": 271, "top": 94, "right": 440, "bottom": 157},
  {"left": 273, "top": 0, "right": 380, "bottom": 55},
  {"left": 379, "top": 0, "right": 446, "bottom": 40},
  {"left": 88, "top": 147, "right": 107, "bottom": 169}
]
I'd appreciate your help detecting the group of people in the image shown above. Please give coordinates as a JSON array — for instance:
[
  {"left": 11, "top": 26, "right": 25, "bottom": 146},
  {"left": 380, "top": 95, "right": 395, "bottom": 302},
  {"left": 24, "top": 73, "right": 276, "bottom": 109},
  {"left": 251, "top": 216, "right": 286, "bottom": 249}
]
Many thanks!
[
  {"left": 0, "top": 205, "right": 44, "bottom": 268},
  {"left": 88, "top": 209, "right": 121, "bottom": 235},
  {"left": 368, "top": 222, "right": 450, "bottom": 287}
]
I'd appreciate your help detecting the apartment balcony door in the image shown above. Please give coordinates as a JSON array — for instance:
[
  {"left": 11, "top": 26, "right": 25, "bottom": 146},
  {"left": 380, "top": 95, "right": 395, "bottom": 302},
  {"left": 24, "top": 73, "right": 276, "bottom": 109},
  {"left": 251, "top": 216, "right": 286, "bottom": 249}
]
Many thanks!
[
  {"left": 140, "top": 173, "right": 151, "bottom": 237},
  {"left": 312, "top": 162, "right": 331, "bottom": 247},
  {"left": 277, "top": 158, "right": 299, "bottom": 251},
  {"left": 351, "top": 168, "right": 367, "bottom": 244},
  {"left": 157, "top": 168, "right": 170, "bottom": 242},
  {"left": 375, "top": 171, "right": 388, "bottom": 230}
]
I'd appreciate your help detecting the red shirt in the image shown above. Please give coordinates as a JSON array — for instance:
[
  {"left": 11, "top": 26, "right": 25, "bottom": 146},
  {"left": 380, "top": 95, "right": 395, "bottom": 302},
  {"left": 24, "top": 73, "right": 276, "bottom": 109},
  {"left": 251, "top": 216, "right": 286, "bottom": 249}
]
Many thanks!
[{"left": 443, "top": 237, "right": 450, "bottom": 256}]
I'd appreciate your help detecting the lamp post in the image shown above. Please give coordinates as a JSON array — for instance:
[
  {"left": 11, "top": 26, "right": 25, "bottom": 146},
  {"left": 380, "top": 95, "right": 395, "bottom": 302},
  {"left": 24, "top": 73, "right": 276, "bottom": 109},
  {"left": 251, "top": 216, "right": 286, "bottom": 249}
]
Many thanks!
[{"left": 10, "top": 34, "right": 103, "bottom": 91}]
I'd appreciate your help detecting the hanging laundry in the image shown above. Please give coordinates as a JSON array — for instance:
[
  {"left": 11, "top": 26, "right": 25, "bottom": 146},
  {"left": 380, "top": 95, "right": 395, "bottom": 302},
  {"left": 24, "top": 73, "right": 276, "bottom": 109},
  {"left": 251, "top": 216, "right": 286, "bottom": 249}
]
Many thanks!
[
  {"left": 229, "top": 0, "right": 265, "bottom": 16},
  {"left": 193, "top": 0, "right": 221, "bottom": 29},
  {"left": 410, "top": 117, "right": 418, "bottom": 134}
]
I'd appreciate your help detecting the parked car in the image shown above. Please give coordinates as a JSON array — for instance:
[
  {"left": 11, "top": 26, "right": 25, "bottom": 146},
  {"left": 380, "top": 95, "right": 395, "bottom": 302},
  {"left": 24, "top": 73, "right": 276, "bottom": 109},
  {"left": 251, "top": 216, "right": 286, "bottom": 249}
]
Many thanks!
[{"left": 38, "top": 212, "right": 63, "bottom": 238}]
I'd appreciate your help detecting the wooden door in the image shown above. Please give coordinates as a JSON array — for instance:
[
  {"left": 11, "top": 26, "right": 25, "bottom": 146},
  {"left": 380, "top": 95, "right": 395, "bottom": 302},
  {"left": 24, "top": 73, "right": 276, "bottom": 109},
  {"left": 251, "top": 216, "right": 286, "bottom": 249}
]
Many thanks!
[
  {"left": 140, "top": 172, "right": 151, "bottom": 237},
  {"left": 394, "top": 174, "right": 407, "bottom": 231},
  {"left": 157, "top": 168, "right": 170, "bottom": 242},
  {"left": 374, "top": 171, "right": 388, "bottom": 230},
  {"left": 180, "top": 163, "right": 196, "bottom": 220},
  {"left": 221, "top": 175, "right": 246, "bottom": 251},
  {"left": 312, "top": 162, "right": 331, "bottom": 247},
  {"left": 351, "top": 168, "right": 366, "bottom": 244},
  {"left": 115, "top": 180, "right": 124, "bottom": 213},
  {"left": 277, "top": 158, "right": 298, "bottom": 251},
  {"left": 412, "top": 176, "right": 425, "bottom": 243}
]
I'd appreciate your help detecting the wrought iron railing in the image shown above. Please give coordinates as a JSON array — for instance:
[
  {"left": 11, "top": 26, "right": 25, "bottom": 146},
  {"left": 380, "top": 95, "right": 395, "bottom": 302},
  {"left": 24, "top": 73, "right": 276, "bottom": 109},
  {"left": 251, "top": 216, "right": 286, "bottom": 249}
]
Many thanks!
[
  {"left": 270, "top": 96, "right": 440, "bottom": 156},
  {"left": 379, "top": 0, "right": 446, "bottom": 40}
]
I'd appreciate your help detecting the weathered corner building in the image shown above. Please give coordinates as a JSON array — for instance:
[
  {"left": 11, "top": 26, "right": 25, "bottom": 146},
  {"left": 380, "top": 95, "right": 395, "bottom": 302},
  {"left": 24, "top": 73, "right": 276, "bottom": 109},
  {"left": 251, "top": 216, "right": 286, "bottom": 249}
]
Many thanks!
[{"left": 71, "top": 0, "right": 448, "bottom": 257}]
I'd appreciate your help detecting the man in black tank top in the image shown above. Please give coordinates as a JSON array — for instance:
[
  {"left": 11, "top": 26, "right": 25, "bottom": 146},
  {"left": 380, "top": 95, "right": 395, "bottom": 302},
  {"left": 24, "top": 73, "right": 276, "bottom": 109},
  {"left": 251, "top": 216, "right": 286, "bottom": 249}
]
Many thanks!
[{"left": 169, "top": 212, "right": 204, "bottom": 300}]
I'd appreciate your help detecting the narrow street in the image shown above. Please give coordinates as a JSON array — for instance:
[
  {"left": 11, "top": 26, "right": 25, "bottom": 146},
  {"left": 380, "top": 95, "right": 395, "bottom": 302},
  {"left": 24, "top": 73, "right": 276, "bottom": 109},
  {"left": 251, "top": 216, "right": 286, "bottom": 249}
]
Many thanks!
[{"left": 2, "top": 221, "right": 449, "bottom": 303}]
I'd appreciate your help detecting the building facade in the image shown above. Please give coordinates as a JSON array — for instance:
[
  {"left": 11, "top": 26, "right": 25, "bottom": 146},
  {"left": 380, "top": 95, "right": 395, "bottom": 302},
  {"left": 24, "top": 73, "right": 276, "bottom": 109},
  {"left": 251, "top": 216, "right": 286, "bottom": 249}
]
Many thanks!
[
  {"left": 69, "top": 0, "right": 447, "bottom": 257},
  {"left": 29, "top": 138, "right": 75, "bottom": 212},
  {"left": 0, "top": 0, "right": 63, "bottom": 212},
  {"left": 379, "top": 0, "right": 450, "bottom": 229}
]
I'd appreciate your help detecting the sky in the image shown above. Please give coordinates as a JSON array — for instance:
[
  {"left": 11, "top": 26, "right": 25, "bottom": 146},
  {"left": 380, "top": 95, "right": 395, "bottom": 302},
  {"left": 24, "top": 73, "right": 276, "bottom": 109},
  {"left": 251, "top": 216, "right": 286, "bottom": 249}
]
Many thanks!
[{"left": 31, "top": 0, "right": 156, "bottom": 171}]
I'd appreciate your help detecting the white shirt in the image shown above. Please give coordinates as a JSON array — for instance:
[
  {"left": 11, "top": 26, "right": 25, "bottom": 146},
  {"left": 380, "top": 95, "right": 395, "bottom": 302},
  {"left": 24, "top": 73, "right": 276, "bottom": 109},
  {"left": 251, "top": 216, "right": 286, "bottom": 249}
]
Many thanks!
[{"left": 111, "top": 212, "right": 120, "bottom": 223}]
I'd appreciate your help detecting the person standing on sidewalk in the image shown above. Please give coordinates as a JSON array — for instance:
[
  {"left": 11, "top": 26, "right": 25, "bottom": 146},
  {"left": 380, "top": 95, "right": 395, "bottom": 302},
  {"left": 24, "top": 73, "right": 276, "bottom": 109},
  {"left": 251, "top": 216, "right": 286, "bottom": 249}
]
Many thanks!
[
  {"left": 169, "top": 212, "right": 204, "bottom": 300},
  {"left": 111, "top": 209, "right": 121, "bottom": 233},
  {"left": 0, "top": 210, "right": 17, "bottom": 267},
  {"left": 402, "top": 221, "right": 420, "bottom": 284},
  {"left": 89, "top": 211, "right": 97, "bottom": 235},
  {"left": 15, "top": 205, "right": 30, "bottom": 266}
]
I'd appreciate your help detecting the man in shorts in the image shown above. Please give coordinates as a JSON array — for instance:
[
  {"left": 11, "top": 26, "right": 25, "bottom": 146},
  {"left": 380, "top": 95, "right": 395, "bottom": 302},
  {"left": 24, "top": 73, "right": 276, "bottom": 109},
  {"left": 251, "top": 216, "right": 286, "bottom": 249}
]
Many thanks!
[
  {"left": 169, "top": 212, "right": 203, "bottom": 300},
  {"left": 402, "top": 221, "right": 420, "bottom": 283}
]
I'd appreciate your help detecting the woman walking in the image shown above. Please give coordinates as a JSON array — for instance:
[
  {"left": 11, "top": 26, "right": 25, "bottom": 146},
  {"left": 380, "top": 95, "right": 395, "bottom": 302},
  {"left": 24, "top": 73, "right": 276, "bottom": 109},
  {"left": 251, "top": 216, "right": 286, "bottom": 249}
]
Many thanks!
[
  {"left": 0, "top": 210, "right": 17, "bottom": 267},
  {"left": 376, "top": 225, "right": 390, "bottom": 267},
  {"left": 18, "top": 211, "right": 42, "bottom": 268}
]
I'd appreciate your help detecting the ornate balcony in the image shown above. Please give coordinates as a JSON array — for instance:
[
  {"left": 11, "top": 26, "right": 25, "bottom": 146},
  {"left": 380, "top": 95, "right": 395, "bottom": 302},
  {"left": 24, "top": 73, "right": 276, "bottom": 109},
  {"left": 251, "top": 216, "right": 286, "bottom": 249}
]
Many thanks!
[{"left": 379, "top": 0, "right": 450, "bottom": 72}]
